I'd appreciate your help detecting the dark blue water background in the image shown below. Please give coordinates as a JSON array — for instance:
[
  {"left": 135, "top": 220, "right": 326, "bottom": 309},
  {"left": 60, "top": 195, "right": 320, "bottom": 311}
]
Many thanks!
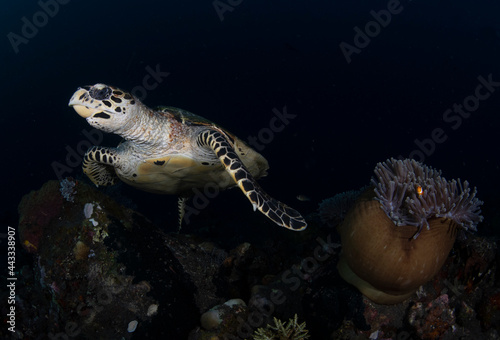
[{"left": 1, "top": 0, "right": 499, "bottom": 238}]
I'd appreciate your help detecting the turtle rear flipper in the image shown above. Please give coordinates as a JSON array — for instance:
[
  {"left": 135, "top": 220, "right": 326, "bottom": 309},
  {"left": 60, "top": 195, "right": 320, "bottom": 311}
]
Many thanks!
[
  {"left": 83, "top": 146, "right": 119, "bottom": 186},
  {"left": 197, "top": 129, "right": 307, "bottom": 231}
]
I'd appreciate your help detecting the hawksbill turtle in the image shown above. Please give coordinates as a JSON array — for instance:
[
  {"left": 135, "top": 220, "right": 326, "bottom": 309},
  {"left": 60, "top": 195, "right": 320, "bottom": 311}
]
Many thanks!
[{"left": 68, "top": 84, "right": 307, "bottom": 231}]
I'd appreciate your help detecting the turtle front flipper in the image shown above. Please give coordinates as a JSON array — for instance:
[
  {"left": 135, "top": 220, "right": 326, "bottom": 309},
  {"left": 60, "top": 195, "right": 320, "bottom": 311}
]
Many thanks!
[
  {"left": 83, "top": 146, "right": 120, "bottom": 186},
  {"left": 197, "top": 129, "right": 307, "bottom": 231}
]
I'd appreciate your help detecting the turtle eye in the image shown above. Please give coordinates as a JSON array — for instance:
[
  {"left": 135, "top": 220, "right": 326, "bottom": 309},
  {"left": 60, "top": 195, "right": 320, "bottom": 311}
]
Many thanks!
[{"left": 89, "top": 86, "right": 112, "bottom": 100}]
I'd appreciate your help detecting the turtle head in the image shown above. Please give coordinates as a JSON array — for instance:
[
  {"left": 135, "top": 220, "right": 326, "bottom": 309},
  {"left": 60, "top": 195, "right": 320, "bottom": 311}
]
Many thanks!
[{"left": 69, "top": 84, "right": 143, "bottom": 133}]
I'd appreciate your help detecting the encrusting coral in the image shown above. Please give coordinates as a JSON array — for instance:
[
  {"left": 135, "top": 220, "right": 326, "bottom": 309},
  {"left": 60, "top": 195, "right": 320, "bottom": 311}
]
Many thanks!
[
  {"left": 253, "top": 314, "right": 310, "bottom": 340},
  {"left": 318, "top": 189, "right": 364, "bottom": 226},
  {"left": 337, "top": 158, "right": 484, "bottom": 304}
]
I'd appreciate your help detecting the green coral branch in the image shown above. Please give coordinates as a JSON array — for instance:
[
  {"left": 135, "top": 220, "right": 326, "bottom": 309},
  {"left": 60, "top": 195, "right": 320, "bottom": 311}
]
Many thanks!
[{"left": 252, "top": 314, "right": 310, "bottom": 340}]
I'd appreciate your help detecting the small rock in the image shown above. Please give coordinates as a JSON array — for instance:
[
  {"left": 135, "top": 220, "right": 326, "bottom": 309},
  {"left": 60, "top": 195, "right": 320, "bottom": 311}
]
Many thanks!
[
  {"left": 127, "top": 320, "right": 138, "bottom": 332},
  {"left": 147, "top": 304, "right": 159, "bottom": 317},
  {"left": 73, "top": 240, "right": 90, "bottom": 261}
]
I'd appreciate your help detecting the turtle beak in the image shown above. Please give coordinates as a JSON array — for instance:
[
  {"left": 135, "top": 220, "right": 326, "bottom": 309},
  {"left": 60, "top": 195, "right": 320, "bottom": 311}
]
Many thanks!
[
  {"left": 70, "top": 104, "right": 100, "bottom": 118},
  {"left": 69, "top": 88, "right": 100, "bottom": 118}
]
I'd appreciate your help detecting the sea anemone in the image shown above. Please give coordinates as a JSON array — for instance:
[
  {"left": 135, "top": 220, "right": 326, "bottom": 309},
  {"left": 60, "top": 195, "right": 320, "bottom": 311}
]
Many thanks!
[
  {"left": 371, "top": 158, "right": 483, "bottom": 238},
  {"left": 337, "top": 158, "right": 484, "bottom": 304}
]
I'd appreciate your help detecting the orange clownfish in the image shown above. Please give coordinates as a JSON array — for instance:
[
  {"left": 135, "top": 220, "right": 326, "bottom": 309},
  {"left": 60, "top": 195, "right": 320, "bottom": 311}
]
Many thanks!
[{"left": 416, "top": 185, "right": 424, "bottom": 196}]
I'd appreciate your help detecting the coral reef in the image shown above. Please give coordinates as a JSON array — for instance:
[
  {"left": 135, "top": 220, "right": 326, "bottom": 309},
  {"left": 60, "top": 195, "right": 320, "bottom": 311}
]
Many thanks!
[
  {"left": 318, "top": 189, "right": 364, "bottom": 227},
  {"left": 253, "top": 314, "right": 310, "bottom": 340},
  {"left": 59, "top": 177, "right": 77, "bottom": 202},
  {"left": 337, "top": 158, "right": 484, "bottom": 304},
  {"left": 18, "top": 180, "right": 65, "bottom": 253},
  {"left": 326, "top": 233, "right": 500, "bottom": 339},
  {"left": 7, "top": 163, "right": 499, "bottom": 340},
  {"left": 200, "top": 298, "right": 247, "bottom": 330},
  {"left": 15, "top": 178, "right": 318, "bottom": 340},
  {"left": 14, "top": 179, "right": 200, "bottom": 339},
  {"left": 408, "top": 294, "right": 455, "bottom": 339}
]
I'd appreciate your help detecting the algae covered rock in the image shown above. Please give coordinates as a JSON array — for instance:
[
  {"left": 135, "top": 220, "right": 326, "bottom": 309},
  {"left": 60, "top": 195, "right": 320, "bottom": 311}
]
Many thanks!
[{"left": 16, "top": 178, "right": 198, "bottom": 339}]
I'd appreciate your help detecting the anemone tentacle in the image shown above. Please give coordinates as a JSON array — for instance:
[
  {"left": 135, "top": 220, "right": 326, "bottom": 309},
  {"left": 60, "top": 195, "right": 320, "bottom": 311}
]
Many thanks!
[{"left": 371, "top": 158, "right": 483, "bottom": 236}]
